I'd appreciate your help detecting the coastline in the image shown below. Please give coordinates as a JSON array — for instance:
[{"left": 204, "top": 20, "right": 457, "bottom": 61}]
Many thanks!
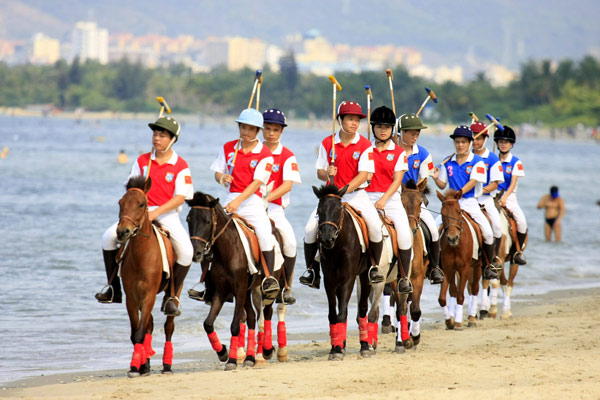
[{"left": 3, "top": 286, "right": 599, "bottom": 399}]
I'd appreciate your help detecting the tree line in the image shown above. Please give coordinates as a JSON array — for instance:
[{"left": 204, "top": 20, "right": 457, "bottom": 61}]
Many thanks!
[{"left": 0, "top": 54, "right": 599, "bottom": 127}]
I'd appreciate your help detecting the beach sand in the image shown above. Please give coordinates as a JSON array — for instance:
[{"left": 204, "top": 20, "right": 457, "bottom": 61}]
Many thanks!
[{"left": 3, "top": 287, "right": 600, "bottom": 399}]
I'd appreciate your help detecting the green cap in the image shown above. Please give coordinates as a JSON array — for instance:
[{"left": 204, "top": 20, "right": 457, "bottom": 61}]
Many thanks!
[
  {"left": 397, "top": 113, "right": 427, "bottom": 130},
  {"left": 148, "top": 116, "right": 181, "bottom": 140}
]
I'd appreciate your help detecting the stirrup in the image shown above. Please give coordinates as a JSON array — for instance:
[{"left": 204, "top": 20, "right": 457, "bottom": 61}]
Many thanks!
[
  {"left": 95, "top": 284, "right": 116, "bottom": 303},
  {"left": 368, "top": 266, "right": 385, "bottom": 284},
  {"left": 261, "top": 276, "right": 280, "bottom": 294},
  {"left": 397, "top": 277, "right": 413, "bottom": 294},
  {"left": 483, "top": 265, "right": 498, "bottom": 280},
  {"left": 299, "top": 269, "right": 315, "bottom": 286},
  {"left": 163, "top": 296, "right": 181, "bottom": 316},
  {"left": 281, "top": 288, "right": 296, "bottom": 305},
  {"left": 188, "top": 282, "right": 206, "bottom": 301}
]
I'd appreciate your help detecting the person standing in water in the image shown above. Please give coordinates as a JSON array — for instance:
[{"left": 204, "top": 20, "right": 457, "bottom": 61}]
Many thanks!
[{"left": 537, "top": 186, "right": 565, "bottom": 242}]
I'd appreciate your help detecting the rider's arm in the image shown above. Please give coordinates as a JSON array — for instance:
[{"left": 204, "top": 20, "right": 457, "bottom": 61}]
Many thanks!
[
  {"left": 264, "top": 180, "right": 293, "bottom": 203},
  {"left": 148, "top": 195, "right": 185, "bottom": 221},
  {"left": 346, "top": 171, "right": 369, "bottom": 193},
  {"left": 482, "top": 181, "right": 498, "bottom": 195},
  {"left": 461, "top": 179, "right": 477, "bottom": 195}
]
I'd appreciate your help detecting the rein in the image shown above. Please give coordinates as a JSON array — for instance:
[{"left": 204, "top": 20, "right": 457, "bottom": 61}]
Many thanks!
[
  {"left": 190, "top": 205, "right": 234, "bottom": 252},
  {"left": 118, "top": 188, "right": 150, "bottom": 238},
  {"left": 439, "top": 199, "right": 464, "bottom": 235},
  {"left": 318, "top": 194, "right": 345, "bottom": 240}
]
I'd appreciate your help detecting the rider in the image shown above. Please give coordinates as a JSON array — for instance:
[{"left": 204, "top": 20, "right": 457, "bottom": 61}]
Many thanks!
[
  {"left": 261, "top": 108, "right": 301, "bottom": 304},
  {"left": 95, "top": 116, "right": 194, "bottom": 317},
  {"left": 396, "top": 113, "right": 444, "bottom": 284},
  {"left": 432, "top": 125, "right": 499, "bottom": 280},
  {"left": 299, "top": 101, "right": 385, "bottom": 289},
  {"left": 494, "top": 126, "right": 527, "bottom": 265},
  {"left": 471, "top": 121, "right": 505, "bottom": 266},
  {"left": 365, "top": 106, "right": 413, "bottom": 294},
  {"left": 210, "top": 108, "right": 280, "bottom": 296}
]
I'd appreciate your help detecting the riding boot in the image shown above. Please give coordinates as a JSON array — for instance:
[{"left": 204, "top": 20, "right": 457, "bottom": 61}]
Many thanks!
[
  {"left": 426, "top": 239, "right": 445, "bottom": 284},
  {"left": 368, "top": 240, "right": 385, "bottom": 284},
  {"left": 397, "top": 248, "right": 413, "bottom": 294},
  {"left": 95, "top": 249, "right": 122, "bottom": 303},
  {"left": 299, "top": 242, "right": 321, "bottom": 289},
  {"left": 513, "top": 232, "right": 527, "bottom": 265},
  {"left": 261, "top": 249, "right": 280, "bottom": 296},
  {"left": 188, "top": 260, "right": 210, "bottom": 302},
  {"left": 482, "top": 243, "right": 499, "bottom": 280},
  {"left": 280, "top": 255, "right": 296, "bottom": 305},
  {"left": 164, "top": 263, "right": 190, "bottom": 316},
  {"left": 493, "top": 236, "right": 502, "bottom": 263}
]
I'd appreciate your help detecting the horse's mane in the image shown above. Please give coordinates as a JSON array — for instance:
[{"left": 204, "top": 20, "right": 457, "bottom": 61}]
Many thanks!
[
  {"left": 444, "top": 188, "right": 460, "bottom": 197},
  {"left": 186, "top": 191, "right": 217, "bottom": 207},
  {"left": 405, "top": 179, "right": 431, "bottom": 196},
  {"left": 125, "top": 175, "right": 146, "bottom": 190},
  {"left": 315, "top": 183, "right": 343, "bottom": 198}
]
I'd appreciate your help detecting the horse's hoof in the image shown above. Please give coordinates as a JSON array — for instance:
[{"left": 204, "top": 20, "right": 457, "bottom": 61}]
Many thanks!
[
  {"left": 277, "top": 347, "right": 288, "bottom": 362},
  {"left": 360, "top": 349, "right": 371, "bottom": 358},
  {"left": 489, "top": 305, "right": 498, "bottom": 318},
  {"left": 381, "top": 325, "right": 394, "bottom": 334},
  {"left": 410, "top": 334, "right": 421, "bottom": 346},
  {"left": 454, "top": 322, "right": 463, "bottom": 330},
  {"left": 501, "top": 309, "right": 512, "bottom": 319},
  {"left": 403, "top": 339, "right": 414, "bottom": 349},
  {"left": 243, "top": 355, "right": 256, "bottom": 367},
  {"left": 256, "top": 355, "right": 268, "bottom": 366},
  {"left": 330, "top": 352, "right": 344, "bottom": 361},
  {"left": 161, "top": 364, "right": 173, "bottom": 374},
  {"left": 445, "top": 318, "right": 455, "bottom": 330},
  {"left": 479, "top": 310, "right": 489, "bottom": 319},
  {"left": 468, "top": 316, "right": 478, "bottom": 327},
  {"left": 263, "top": 347, "right": 274, "bottom": 360},
  {"left": 237, "top": 348, "right": 247, "bottom": 362},
  {"left": 224, "top": 359, "right": 237, "bottom": 371},
  {"left": 395, "top": 344, "right": 406, "bottom": 354},
  {"left": 127, "top": 367, "right": 140, "bottom": 378},
  {"left": 217, "top": 346, "right": 229, "bottom": 362}
]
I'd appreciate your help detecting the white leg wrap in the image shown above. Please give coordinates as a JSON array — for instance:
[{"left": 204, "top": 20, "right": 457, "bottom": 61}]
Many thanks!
[
  {"left": 490, "top": 281, "right": 499, "bottom": 306},
  {"left": 382, "top": 295, "right": 391, "bottom": 317},
  {"left": 503, "top": 285, "right": 512, "bottom": 311},
  {"left": 481, "top": 289, "right": 490, "bottom": 311},
  {"left": 442, "top": 305, "right": 450, "bottom": 320},
  {"left": 449, "top": 297, "right": 457, "bottom": 316},
  {"left": 411, "top": 320, "right": 420, "bottom": 336},
  {"left": 468, "top": 295, "right": 478, "bottom": 317},
  {"left": 454, "top": 304, "right": 464, "bottom": 324}
]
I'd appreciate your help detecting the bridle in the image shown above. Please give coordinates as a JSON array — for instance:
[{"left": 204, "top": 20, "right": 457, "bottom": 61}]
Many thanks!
[
  {"left": 402, "top": 189, "right": 422, "bottom": 235},
  {"left": 118, "top": 187, "right": 148, "bottom": 238},
  {"left": 318, "top": 194, "right": 345, "bottom": 242},
  {"left": 440, "top": 198, "right": 464, "bottom": 237},
  {"left": 189, "top": 205, "right": 233, "bottom": 255}
]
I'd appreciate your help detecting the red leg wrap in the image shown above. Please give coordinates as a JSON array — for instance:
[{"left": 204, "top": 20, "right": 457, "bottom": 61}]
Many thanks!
[
  {"left": 130, "top": 343, "right": 144, "bottom": 369},
  {"left": 367, "top": 322, "right": 376, "bottom": 345},
  {"left": 143, "top": 333, "right": 156, "bottom": 359},
  {"left": 277, "top": 321, "right": 287, "bottom": 348},
  {"left": 163, "top": 341, "right": 173, "bottom": 366},
  {"left": 247, "top": 329, "right": 256, "bottom": 356},
  {"left": 239, "top": 323, "right": 246, "bottom": 351},
  {"left": 335, "top": 322, "right": 346, "bottom": 348},
  {"left": 228, "top": 336, "right": 238, "bottom": 360},
  {"left": 257, "top": 331, "right": 264, "bottom": 354},
  {"left": 264, "top": 320, "right": 273, "bottom": 350},
  {"left": 358, "top": 317, "right": 368, "bottom": 342},
  {"left": 207, "top": 331, "right": 223, "bottom": 353},
  {"left": 400, "top": 315, "right": 410, "bottom": 341},
  {"left": 329, "top": 323, "right": 337, "bottom": 347}
]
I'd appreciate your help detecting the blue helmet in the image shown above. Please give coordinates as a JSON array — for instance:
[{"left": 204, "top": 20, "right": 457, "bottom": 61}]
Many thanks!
[
  {"left": 236, "top": 108, "right": 263, "bottom": 129},
  {"left": 262, "top": 108, "right": 287, "bottom": 127},
  {"left": 450, "top": 125, "right": 473, "bottom": 141}
]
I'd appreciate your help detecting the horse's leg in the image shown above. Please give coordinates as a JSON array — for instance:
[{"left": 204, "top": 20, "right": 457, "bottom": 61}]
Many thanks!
[
  {"left": 480, "top": 278, "right": 491, "bottom": 319},
  {"left": 262, "top": 303, "right": 274, "bottom": 359},
  {"left": 467, "top": 260, "right": 481, "bottom": 327},
  {"left": 276, "top": 304, "right": 288, "bottom": 362},
  {"left": 438, "top": 261, "right": 453, "bottom": 329},
  {"left": 324, "top": 277, "right": 341, "bottom": 360},
  {"left": 251, "top": 289, "right": 266, "bottom": 365},
  {"left": 367, "top": 282, "right": 384, "bottom": 353},
  {"left": 489, "top": 276, "right": 500, "bottom": 318},
  {"left": 242, "top": 291, "right": 256, "bottom": 367},
  {"left": 126, "top": 298, "right": 145, "bottom": 378},
  {"left": 203, "top": 297, "right": 228, "bottom": 362},
  {"left": 161, "top": 315, "right": 175, "bottom": 374},
  {"left": 128, "top": 296, "right": 154, "bottom": 377},
  {"left": 224, "top": 286, "right": 245, "bottom": 371},
  {"left": 409, "top": 261, "right": 424, "bottom": 346},
  {"left": 501, "top": 263, "right": 519, "bottom": 319},
  {"left": 237, "top": 315, "right": 247, "bottom": 363},
  {"left": 143, "top": 313, "right": 156, "bottom": 372},
  {"left": 357, "top": 273, "right": 372, "bottom": 358},
  {"left": 454, "top": 261, "right": 469, "bottom": 330}
]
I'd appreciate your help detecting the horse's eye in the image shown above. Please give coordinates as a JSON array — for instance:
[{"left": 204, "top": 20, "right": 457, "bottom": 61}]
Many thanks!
[{"left": 139, "top": 202, "right": 145, "bottom": 208}]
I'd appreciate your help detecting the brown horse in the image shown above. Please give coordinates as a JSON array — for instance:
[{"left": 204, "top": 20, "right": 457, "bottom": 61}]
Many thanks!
[
  {"left": 313, "top": 184, "right": 371, "bottom": 359},
  {"left": 437, "top": 189, "right": 483, "bottom": 329},
  {"left": 185, "top": 191, "right": 284, "bottom": 370},
  {"left": 117, "top": 176, "right": 177, "bottom": 377}
]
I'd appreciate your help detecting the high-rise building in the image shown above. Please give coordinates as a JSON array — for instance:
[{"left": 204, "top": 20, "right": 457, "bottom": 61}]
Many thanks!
[
  {"left": 30, "top": 33, "right": 60, "bottom": 64},
  {"left": 70, "top": 21, "right": 108, "bottom": 64}
]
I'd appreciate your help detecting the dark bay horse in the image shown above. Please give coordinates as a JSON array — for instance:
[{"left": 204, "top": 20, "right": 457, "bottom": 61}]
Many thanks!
[
  {"left": 186, "top": 191, "right": 285, "bottom": 370},
  {"left": 437, "top": 189, "right": 483, "bottom": 330},
  {"left": 313, "top": 184, "right": 371, "bottom": 359},
  {"left": 117, "top": 176, "right": 176, "bottom": 377}
]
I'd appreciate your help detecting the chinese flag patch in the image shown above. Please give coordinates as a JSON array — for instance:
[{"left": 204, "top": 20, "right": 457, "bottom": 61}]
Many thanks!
[
  {"left": 291, "top": 163, "right": 299, "bottom": 171},
  {"left": 184, "top": 175, "right": 192, "bottom": 184},
  {"left": 404, "top": 155, "right": 408, "bottom": 163},
  {"left": 428, "top": 162, "right": 434, "bottom": 170},
  {"left": 368, "top": 152, "right": 374, "bottom": 160},
  {"left": 265, "top": 163, "right": 273, "bottom": 172},
  {"left": 517, "top": 163, "right": 523, "bottom": 171},
  {"left": 498, "top": 165, "right": 503, "bottom": 172},
  {"left": 476, "top": 167, "right": 485, "bottom": 174}
]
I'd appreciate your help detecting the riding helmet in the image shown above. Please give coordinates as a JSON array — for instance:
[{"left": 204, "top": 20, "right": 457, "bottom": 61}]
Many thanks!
[
  {"left": 149, "top": 116, "right": 181, "bottom": 141},
  {"left": 262, "top": 108, "right": 287, "bottom": 127},
  {"left": 336, "top": 101, "right": 366, "bottom": 119},
  {"left": 236, "top": 108, "right": 264, "bottom": 129},
  {"left": 370, "top": 106, "right": 396, "bottom": 126},
  {"left": 449, "top": 125, "right": 473, "bottom": 140},
  {"left": 470, "top": 121, "right": 488, "bottom": 136},
  {"left": 493, "top": 125, "right": 516, "bottom": 143},
  {"left": 397, "top": 113, "right": 427, "bottom": 131}
]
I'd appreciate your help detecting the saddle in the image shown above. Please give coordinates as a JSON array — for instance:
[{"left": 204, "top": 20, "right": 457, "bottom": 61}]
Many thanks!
[
  {"left": 500, "top": 207, "right": 521, "bottom": 252},
  {"left": 379, "top": 214, "right": 399, "bottom": 258},
  {"left": 342, "top": 202, "right": 369, "bottom": 250},
  {"left": 461, "top": 211, "right": 483, "bottom": 260},
  {"left": 231, "top": 213, "right": 281, "bottom": 276}
]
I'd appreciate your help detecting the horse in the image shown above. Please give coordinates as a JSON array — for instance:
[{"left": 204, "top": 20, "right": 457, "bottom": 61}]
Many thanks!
[
  {"left": 437, "top": 189, "right": 483, "bottom": 329},
  {"left": 313, "top": 184, "right": 371, "bottom": 359},
  {"left": 116, "top": 176, "right": 177, "bottom": 377},
  {"left": 185, "top": 191, "right": 286, "bottom": 370}
]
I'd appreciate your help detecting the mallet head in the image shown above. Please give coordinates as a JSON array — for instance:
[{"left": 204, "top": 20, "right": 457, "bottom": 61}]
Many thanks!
[
  {"left": 328, "top": 75, "right": 342, "bottom": 91},
  {"left": 365, "top": 85, "right": 373, "bottom": 100},
  {"left": 425, "top": 87, "right": 438, "bottom": 103},
  {"left": 385, "top": 69, "right": 393, "bottom": 80},
  {"left": 485, "top": 113, "right": 504, "bottom": 131},
  {"left": 255, "top": 70, "right": 262, "bottom": 79},
  {"left": 156, "top": 96, "right": 171, "bottom": 114},
  {"left": 469, "top": 112, "right": 479, "bottom": 122}
]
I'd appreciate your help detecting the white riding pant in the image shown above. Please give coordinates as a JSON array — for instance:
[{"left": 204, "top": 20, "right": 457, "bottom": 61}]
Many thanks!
[
  {"left": 225, "top": 193, "right": 274, "bottom": 251},
  {"left": 505, "top": 193, "right": 527, "bottom": 234},
  {"left": 304, "top": 189, "right": 383, "bottom": 244},
  {"left": 102, "top": 209, "right": 193, "bottom": 266},
  {"left": 267, "top": 203, "right": 297, "bottom": 257},
  {"left": 459, "top": 197, "right": 493, "bottom": 244},
  {"left": 367, "top": 192, "right": 412, "bottom": 250},
  {"left": 420, "top": 206, "right": 439, "bottom": 242},
  {"left": 478, "top": 195, "right": 502, "bottom": 239}
]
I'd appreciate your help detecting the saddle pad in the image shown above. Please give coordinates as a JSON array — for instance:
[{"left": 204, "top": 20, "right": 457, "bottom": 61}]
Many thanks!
[
  {"left": 381, "top": 216, "right": 398, "bottom": 258},
  {"left": 381, "top": 225, "right": 394, "bottom": 265},
  {"left": 419, "top": 226, "right": 428, "bottom": 256},
  {"left": 117, "top": 225, "right": 170, "bottom": 278},
  {"left": 233, "top": 219, "right": 282, "bottom": 275},
  {"left": 462, "top": 216, "right": 479, "bottom": 260},
  {"left": 346, "top": 207, "right": 367, "bottom": 253},
  {"left": 500, "top": 210, "right": 512, "bottom": 255}
]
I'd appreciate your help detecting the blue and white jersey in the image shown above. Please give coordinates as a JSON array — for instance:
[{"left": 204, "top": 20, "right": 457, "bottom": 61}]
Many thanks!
[
  {"left": 402, "top": 144, "right": 434, "bottom": 185},
  {"left": 478, "top": 148, "right": 504, "bottom": 197},
  {"left": 498, "top": 152, "right": 524, "bottom": 193},
  {"left": 438, "top": 152, "right": 487, "bottom": 199}
]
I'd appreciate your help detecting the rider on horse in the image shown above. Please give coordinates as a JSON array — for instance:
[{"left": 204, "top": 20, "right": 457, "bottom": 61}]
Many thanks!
[
  {"left": 300, "top": 101, "right": 386, "bottom": 289},
  {"left": 432, "top": 125, "right": 500, "bottom": 280},
  {"left": 96, "top": 116, "right": 194, "bottom": 316},
  {"left": 494, "top": 126, "right": 527, "bottom": 265},
  {"left": 471, "top": 121, "right": 505, "bottom": 268},
  {"left": 261, "top": 108, "right": 301, "bottom": 304},
  {"left": 365, "top": 106, "right": 414, "bottom": 294},
  {"left": 396, "top": 113, "right": 445, "bottom": 284}
]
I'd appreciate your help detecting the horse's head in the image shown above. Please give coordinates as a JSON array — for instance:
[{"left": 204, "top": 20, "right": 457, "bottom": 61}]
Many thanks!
[
  {"left": 401, "top": 179, "right": 429, "bottom": 234},
  {"left": 186, "top": 191, "right": 220, "bottom": 263},
  {"left": 117, "top": 176, "right": 151, "bottom": 243},
  {"left": 313, "top": 183, "right": 348, "bottom": 249},
  {"left": 437, "top": 188, "right": 464, "bottom": 247}
]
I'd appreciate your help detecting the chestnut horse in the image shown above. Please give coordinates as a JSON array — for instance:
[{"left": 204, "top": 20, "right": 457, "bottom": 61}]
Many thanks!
[
  {"left": 117, "top": 176, "right": 177, "bottom": 377},
  {"left": 185, "top": 191, "right": 285, "bottom": 370},
  {"left": 437, "top": 189, "right": 483, "bottom": 329},
  {"left": 313, "top": 184, "right": 371, "bottom": 360}
]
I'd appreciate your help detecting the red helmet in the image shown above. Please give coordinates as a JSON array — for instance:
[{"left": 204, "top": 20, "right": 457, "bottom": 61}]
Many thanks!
[
  {"left": 470, "top": 121, "right": 488, "bottom": 136},
  {"left": 336, "top": 101, "right": 366, "bottom": 119}
]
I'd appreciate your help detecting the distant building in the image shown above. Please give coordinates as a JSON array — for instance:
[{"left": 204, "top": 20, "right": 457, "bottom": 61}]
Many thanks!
[
  {"left": 30, "top": 33, "right": 60, "bottom": 64},
  {"left": 71, "top": 21, "right": 108, "bottom": 64},
  {"left": 227, "top": 37, "right": 267, "bottom": 71}
]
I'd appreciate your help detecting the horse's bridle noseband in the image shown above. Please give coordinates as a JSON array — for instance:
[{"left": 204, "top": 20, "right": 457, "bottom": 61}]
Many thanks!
[
  {"left": 189, "top": 205, "right": 232, "bottom": 254},
  {"left": 118, "top": 187, "right": 148, "bottom": 238},
  {"left": 440, "top": 198, "right": 464, "bottom": 236},
  {"left": 317, "top": 194, "right": 345, "bottom": 241}
]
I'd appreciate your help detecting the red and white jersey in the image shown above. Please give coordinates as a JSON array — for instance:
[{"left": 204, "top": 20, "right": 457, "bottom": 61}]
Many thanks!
[
  {"left": 265, "top": 142, "right": 301, "bottom": 208},
  {"left": 366, "top": 140, "right": 408, "bottom": 193},
  {"left": 211, "top": 140, "right": 273, "bottom": 198},
  {"left": 316, "top": 132, "right": 374, "bottom": 189},
  {"left": 130, "top": 150, "right": 193, "bottom": 207}
]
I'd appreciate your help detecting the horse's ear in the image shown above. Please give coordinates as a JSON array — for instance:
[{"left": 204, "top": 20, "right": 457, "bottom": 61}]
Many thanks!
[
  {"left": 312, "top": 186, "right": 321, "bottom": 198},
  {"left": 456, "top": 189, "right": 463, "bottom": 199},
  {"left": 401, "top": 183, "right": 407, "bottom": 191},
  {"left": 417, "top": 179, "right": 428, "bottom": 192},
  {"left": 436, "top": 190, "right": 445, "bottom": 202},
  {"left": 143, "top": 177, "right": 152, "bottom": 194},
  {"left": 209, "top": 198, "right": 219, "bottom": 208},
  {"left": 339, "top": 185, "right": 349, "bottom": 197}
]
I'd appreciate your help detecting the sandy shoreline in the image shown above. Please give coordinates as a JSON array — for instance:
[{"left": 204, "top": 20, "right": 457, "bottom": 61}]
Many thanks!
[{"left": 3, "top": 286, "right": 600, "bottom": 399}]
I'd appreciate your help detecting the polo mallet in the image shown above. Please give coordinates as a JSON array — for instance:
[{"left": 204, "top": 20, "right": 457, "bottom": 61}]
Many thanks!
[
  {"left": 328, "top": 75, "right": 342, "bottom": 184},
  {"left": 473, "top": 115, "right": 502, "bottom": 140},
  {"left": 385, "top": 69, "right": 396, "bottom": 116},
  {"left": 485, "top": 113, "right": 504, "bottom": 153},
  {"left": 415, "top": 87, "right": 438, "bottom": 117},
  {"left": 146, "top": 96, "right": 173, "bottom": 180},
  {"left": 247, "top": 70, "right": 262, "bottom": 109},
  {"left": 256, "top": 75, "right": 264, "bottom": 111},
  {"left": 365, "top": 85, "right": 373, "bottom": 140},
  {"left": 469, "top": 112, "right": 479, "bottom": 125}
]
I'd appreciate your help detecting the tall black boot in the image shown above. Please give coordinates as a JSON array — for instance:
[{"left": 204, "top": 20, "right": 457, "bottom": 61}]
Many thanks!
[
  {"left": 482, "top": 243, "right": 499, "bottom": 280},
  {"left": 426, "top": 240, "right": 444, "bottom": 284},
  {"left": 164, "top": 263, "right": 190, "bottom": 316},
  {"left": 281, "top": 255, "right": 296, "bottom": 304},
  {"left": 397, "top": 248, "right": 413, "bottom": 294},
  {"left": 261, "top": 249, "right": 280, "bottom": 297},
  {"left": 95, "top": 249, "right": 122, "bottom": 303},
  {"left": 368, "top": 240, "right": 385, "bottom": 284},
  {"left": 299, "top": 242, "right": 321, "bottom": 289},
  {"left": 513, "top": 232, "right": 527, "bottom": 265}
]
